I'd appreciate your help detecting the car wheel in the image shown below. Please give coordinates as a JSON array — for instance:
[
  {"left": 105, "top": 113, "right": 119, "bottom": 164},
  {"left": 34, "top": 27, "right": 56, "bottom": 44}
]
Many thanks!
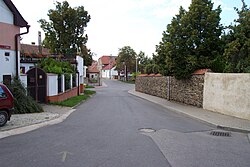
[{"left": 0, "top": 110, "right": 8, "bottom": 127}]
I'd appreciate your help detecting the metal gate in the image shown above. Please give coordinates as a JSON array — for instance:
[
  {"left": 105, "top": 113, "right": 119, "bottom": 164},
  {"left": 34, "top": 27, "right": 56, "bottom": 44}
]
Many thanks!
[{"left": 26, "top": 67, "right": 47, "bottom": 103}]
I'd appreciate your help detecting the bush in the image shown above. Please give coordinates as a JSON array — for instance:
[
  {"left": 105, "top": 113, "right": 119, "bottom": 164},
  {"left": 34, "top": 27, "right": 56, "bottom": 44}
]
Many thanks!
[{"left": 7, "top": 77, "right": 44, "bottom": 114}]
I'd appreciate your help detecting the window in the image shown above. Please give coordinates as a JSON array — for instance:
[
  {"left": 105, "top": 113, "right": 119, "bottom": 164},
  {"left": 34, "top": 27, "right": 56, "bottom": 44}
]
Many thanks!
[
  {"left": 0, "top": 86, "right": 7, "bottom": 99},
  {"left": 20, "top": 67, "right": 25, "bottom": 74},
  {"left": 3, "top": 75, "right": 11, "bottom": 85}
]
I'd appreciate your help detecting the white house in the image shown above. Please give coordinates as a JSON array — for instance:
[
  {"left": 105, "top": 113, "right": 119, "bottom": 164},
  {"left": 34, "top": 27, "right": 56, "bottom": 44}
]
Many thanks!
[{"left": 0, "top": 0, "right": 29, "bottom": 84}]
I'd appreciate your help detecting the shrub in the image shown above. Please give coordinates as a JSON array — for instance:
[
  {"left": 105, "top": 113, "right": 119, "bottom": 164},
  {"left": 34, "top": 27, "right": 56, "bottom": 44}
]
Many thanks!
[{"left": 7, "top": 77, "right": 44, "bottom": 114}]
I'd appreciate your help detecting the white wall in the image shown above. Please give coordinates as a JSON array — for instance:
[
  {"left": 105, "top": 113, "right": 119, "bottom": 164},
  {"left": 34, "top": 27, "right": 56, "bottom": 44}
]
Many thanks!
[
  {"left": 111, "top": 67, "right": 118, "bottom": 77},
  {"left": 76, "top": 56, "right": 83, "bottom": 76},
  {"left": 0, "top": 0, "right": 13, "bottom": 24},
  {"left": 47, "top": 74, "right": 58, "bottom": 96},
  {"left": 102, "top": 70, "right": 110, "bottom": 78},
  {"left": 19, "top": 74, "right": 27, "bottom": 88},
  {"left": 20, "top": 63, "right": 35, "bottom": 73},
  {"left": 203, "top": 73, "right": 250, "bottom": 120},
  {"left": 0, "top": 49, "right": 16, "bottom": 82}
]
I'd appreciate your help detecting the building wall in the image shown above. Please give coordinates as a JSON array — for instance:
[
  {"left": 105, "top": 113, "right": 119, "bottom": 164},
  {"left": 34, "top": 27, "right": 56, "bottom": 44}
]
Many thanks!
[
  {"left": 0, "top": 2, "right": 21, "bottom": 82},
  {"left": 20, "top": 63, "right": 35, "bottom": 73},
  {"left": 0, "top": 49, "right": 16, "bottom": 82},
  {"left": 203, "top": 73, "right": 250, "bottom": 120},
  {"left": 0, "top": 23, "right": 20, "bottom": 50},
  {"left": 0, "top": 0, "right": 13, "bottom": 24}
]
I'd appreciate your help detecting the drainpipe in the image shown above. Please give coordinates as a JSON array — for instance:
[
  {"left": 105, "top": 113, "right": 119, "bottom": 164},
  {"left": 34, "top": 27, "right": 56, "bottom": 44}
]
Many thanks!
[{"left": 15, "top": 25, "right": 30, "bottom": 77}]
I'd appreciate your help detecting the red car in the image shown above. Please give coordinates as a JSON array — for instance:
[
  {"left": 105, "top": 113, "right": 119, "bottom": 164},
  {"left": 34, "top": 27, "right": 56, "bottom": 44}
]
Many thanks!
[{"left": 0, "top": 83, "right": 14, "bottom": 127}]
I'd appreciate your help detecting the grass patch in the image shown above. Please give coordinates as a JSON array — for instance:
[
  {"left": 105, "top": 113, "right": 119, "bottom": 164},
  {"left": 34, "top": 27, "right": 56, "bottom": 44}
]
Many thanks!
[
  {"left": 85, "top": 85, "right": 95, "bottom": 88},
  {"left": 84, "top": 90, "right": 96, "bottom": 95},
  {"left": 50, "top": 90, "right": 96, "bottom": 107},
  {"left": 120, "top": 80, "right": 135, "bottom": 84}
]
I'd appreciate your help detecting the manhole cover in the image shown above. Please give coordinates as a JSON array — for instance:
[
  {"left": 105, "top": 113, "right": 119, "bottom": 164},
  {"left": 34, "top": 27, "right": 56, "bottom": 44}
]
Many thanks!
[
  {"left": 210, "top": 131, "right": 231, "bottom": 137},
  {"left": 139, "top": 128, "right": 156, "bottom": 133}
]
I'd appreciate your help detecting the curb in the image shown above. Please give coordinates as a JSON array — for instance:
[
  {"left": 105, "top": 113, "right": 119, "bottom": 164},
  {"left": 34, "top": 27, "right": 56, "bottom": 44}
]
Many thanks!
[
  {"left": 128, "top": 90, "right": 250, "bottom": 134},
  {"left": 0, "top": 109, "right": 76, "bottom": 140}
]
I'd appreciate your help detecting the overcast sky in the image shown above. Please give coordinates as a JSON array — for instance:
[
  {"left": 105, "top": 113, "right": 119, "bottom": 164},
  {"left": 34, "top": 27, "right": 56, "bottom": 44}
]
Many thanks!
[{"left": 11, "top": 0, "right": 244, "bottom": 59}]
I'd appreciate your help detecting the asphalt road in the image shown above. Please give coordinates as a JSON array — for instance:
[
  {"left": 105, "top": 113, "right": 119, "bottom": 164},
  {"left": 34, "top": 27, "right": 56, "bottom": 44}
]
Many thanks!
[{"left": 0, "top": 80, "right": 249, "bottom": 167}]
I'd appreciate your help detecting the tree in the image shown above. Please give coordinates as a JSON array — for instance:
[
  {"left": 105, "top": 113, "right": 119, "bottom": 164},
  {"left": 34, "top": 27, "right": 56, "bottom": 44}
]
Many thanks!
[
  {"left": 137, "top": 51, "right": 152, "bottom": 73},
  {"left": 223, "top": 0, "right": 250, "bottom": 73},
  {"left": 116, "top": 46, "right": 136, "bottom": 80},
  {"left": 157, "top": 0, "right": 223, "bottom": 79},
  {"left": 145, "top": 64, "right": 160, "bottom": 74},
  {"left": 183, "top": 0, "right": 223, "bottom": 70},
  {"left": 162, "top": 6, "right": 191, "bottom": 79},
  {"left": 38, "top": 58, "right": 74, "bottom": 74},
  {"left": 81, "top": 45, "right": 93, "bottom": 66},
  {"left": 39, "top": 1, "right": 90, "bottom": 55}
]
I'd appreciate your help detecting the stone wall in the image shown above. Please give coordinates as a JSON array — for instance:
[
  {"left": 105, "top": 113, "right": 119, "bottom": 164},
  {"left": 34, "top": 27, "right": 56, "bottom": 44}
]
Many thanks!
[
  {"left": 135, "top": 75, "right": 204, "bottom": 107},
  {"left": 135, "top": 76, "right": 169, "bottom": 99},
  {"left": 170, "top": 75, "right": 204, "bottom": 107}
]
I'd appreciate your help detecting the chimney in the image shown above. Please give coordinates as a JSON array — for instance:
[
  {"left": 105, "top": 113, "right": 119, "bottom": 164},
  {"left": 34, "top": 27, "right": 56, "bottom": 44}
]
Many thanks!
[{"left": 38, "top": 31, "right": 42, "bottom": 53}]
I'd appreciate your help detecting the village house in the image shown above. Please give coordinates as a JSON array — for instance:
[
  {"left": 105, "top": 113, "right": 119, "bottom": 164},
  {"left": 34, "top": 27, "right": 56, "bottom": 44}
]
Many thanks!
[
  {"left": 86, "top": 60, "right": 100, "bottom": 86},
  {"left": 97, "top": 55, "right": 118, "bottom": 79},
  {"left": 19, "top": 43, "right": 87, "bottom": 102},
  {"left": 0, "top": 0, "right": 29, "bottom": 84}
]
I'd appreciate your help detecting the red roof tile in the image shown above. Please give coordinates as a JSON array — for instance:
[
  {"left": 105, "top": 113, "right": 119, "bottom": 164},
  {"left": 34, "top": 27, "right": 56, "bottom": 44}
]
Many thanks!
[
  {"left": 99, "top": 56, "right": 116, "bottom": 65},
  {"left": 21, "top": 44, "right": 50, "bottom": 57},
  {"left": 87, "top": 61, "right": 99, "bottom": 73},
  {"left": 138, "top": 74, "right": 148, "bottom": 77},
  {"left": 193, "top": 69, "right": 211, "bottom": 75}
]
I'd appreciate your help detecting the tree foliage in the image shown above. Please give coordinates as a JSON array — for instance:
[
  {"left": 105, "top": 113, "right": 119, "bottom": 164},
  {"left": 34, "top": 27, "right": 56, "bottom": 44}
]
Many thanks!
[
  {"left": 81, "top": 45, "right": 93, "bottom": 66},
  {"left": 137, "top": 51, "right": 152, "bottom": 73},
  {"left": 39, "top": 1, "right": 90, "bottom": 55},
  {"left": 156, "top": 0, "right": 223, "bottom": 79},
  {"left": 38, "top": 58, "right": 74, "bottom": 74},
  {"left": 116, "top": 46, "right": 136, "bottom": 73},
  {"left": 223, "top": 0, "right": 250, "bottom": 73},
  {"left": 145, "top": 64, "right": 160, "bottom": 74}
]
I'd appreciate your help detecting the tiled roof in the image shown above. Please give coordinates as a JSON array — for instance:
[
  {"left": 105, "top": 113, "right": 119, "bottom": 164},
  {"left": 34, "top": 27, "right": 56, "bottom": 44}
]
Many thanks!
[
  {"left": 99, "top": 55, "right": 116, "bottom": 65},
  {"left": 21, "top": 44, "right": 50, "bottom": 57},
  {"left": 87, "top": 61, "right": 99, "bottom": 73},
  {"left": 102, "top": 64, "right": 114, "bottom": 70}
]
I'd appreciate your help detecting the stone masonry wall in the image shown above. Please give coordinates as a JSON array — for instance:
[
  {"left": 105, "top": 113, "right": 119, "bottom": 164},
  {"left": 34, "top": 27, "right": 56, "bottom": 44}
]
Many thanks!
[
  {"left": 170, "top": 75, "right": 204, "bottom": 107},
  {"left": 135, "top": 76, "right": 169, "bottom": 99},
  {"left": 135, "top": 75, "right": 204, "bottom": 107}
]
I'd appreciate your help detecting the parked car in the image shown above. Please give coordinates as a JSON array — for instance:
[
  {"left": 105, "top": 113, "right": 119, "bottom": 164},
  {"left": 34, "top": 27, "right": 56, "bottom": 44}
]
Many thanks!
[{"left": 0, "top": 83, "right": 14, "bottom": 127}]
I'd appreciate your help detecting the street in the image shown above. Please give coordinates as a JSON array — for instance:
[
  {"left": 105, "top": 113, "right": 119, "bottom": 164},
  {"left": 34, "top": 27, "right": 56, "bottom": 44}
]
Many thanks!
[{"left": 0, "top": 80, "right": 249, "bottom": 167}]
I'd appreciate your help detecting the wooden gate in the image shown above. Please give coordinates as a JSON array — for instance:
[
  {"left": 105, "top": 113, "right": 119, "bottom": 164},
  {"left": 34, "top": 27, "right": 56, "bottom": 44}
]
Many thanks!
[{"left": 26, "top": 68, "right": 47, "bottom": 103}]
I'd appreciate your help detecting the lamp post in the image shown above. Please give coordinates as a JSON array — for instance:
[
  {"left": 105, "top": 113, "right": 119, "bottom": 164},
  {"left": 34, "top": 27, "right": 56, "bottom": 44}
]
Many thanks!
[
  {"left": 109, "top": 55, "right": 112, "bottom": 79},
  {"left": 136, "top": 57, "right": 138, "bottom": 74},
  {"left": 122, "top": 62, "right": 126, "bottom": 81}
]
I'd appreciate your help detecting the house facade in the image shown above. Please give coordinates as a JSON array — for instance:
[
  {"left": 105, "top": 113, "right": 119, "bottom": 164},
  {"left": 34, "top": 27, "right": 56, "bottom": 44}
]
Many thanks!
[
  {"left": 87, "top": 60, "right": 100, "bottom": 86},
  {"left": 0, "top": 0, "right": 29, "bottom": 84},
  {"left": 97, "top": 55, "right": 118, "bottom": 79}
]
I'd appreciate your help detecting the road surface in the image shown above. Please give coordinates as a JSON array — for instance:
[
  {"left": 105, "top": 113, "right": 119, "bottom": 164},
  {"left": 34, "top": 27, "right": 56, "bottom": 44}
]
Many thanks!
[{"left": 0, "top": 80, "right": 249, "bottom": 167}]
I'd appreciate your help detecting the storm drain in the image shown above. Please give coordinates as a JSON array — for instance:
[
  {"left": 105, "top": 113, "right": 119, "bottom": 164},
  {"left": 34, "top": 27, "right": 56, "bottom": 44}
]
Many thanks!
[
  {"left": 210, "top": 131, "right": 231, "bottom": 137},
  {"left": 139, "top": 128, "right": 156, "bottom": 133}
]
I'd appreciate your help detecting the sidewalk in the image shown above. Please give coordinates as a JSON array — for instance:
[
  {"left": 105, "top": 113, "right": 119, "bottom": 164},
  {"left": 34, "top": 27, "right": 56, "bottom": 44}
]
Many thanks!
[
  {"left": 0, "top": 105, "right": 74, "bottom": 139},
  {"left": 128, "top": 89, "right": 250, "bottom": 133}
]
